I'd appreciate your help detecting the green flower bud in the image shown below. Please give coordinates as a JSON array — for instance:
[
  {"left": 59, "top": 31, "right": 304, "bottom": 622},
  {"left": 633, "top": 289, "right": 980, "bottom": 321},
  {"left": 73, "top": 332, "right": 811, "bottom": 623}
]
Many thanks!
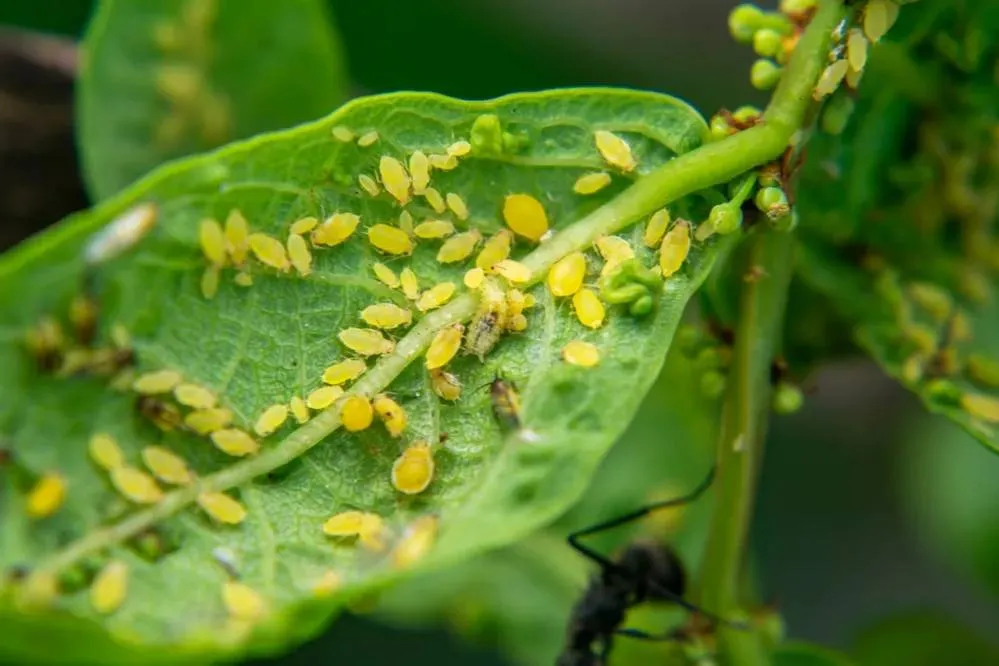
[
  {"left": 710, "top": 203, "right": 743, "bottom": 235},
  {"left": 729, "top": 4, "right": 764, "bottom": 43},
  {"left": 732, "top": 105, "right": 762, "bottom": 125},
  {"left": 701, "top": 370, "right": 727, "bottom": 399},
  {"left": 773, "top": 381, "right": 804, "bottom": 414},
  {"left": 754, "top": 186, "right": 790, "bottom": 221},
  {"left": 750, "top": 59, "right": 782, "bottom": 90},
  {"left": 710, "top": 113, "right": 733, "bottom": 140},
  {"left": 779, "top": 0, "right": 817, "bottom": 15},
  {"left": 753, "top": 29, "right": 784, "bottom": 58}
]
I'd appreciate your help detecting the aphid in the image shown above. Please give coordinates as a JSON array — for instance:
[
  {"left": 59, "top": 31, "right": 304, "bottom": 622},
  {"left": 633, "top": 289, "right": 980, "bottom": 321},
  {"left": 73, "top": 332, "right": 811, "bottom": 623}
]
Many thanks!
[
  {"left": 812, "top": 59, "right": 849, "bottom": 100},
  {"left": 430, "top": 368, "right": 462, "bottom": 401},
  {"left": 141, "top": 445, "right": 192, "bottom": 485},
  {"left": 379, "top": 156, "right": 411, "bottom": 205},
  {"left": 847, "top": 28, "right": 868, "bottom": 72},
  {"left": 429, "top": 153, "right": 458, "bottom": 171},
  {"left": 548, "top": 252, "right": 587, "bottom": 297},
  {"left": 372, "top": 262, "right": 400, "bottom": 289},
  {"left": 476, "top": 230, "right": 513, "bottom": 271},
  {"left": 323, "top": 511, "right": 385, "bottom": 550},
  {"left": 863, "top": 0, "right": 898, "bottom": 43},
  {"left": 659, "top": 221, "right": 691, "bottom": 278},
  {"left": 391, "top": 516, "right": 439, "bottom": 569},
  {"left": 111, "top": 466, "right": 164, "bottom": 504},
  {"left": 416, "top": 282, "right": 456, "bottom": 312},
  {"left": 502, "top": 194, "right": 549, "bottom": 242},
  {"left": 322, "top": 358, "right": 367, "bottom": 385},
  {"left": 234, "top": 271, "right": 253, "bottom": 287},
  {"left": 357, "top": 130, "right": 379, "bottom": 147},
  {"left": 410, "top": 150, "right": 430, "bottom": 194},
  {"left": 437, "top": 229, "right": 482, "bottom": 264},
  {"left": 563, "top": 340, "right": 600, "bottom": 368},
  {"left": 84, "top": 202, "right": 158, "bottom": 265},
  {"left": 358, "top": 174, "right": 381, "bottom": 197},
  {"left": 90, "top": 560, "right": 128, "bottom": 615},
  {"left": 199, "top": 218, "right": 227, "bottom": 265},
  {"left": 89, "top": 433, "right": 125, "bottom": 471},
  {"left": 447, "top": 140, "right": 472, "bottom": 157},
  {"left": 414, "top": 220, "right": 455, "bottom": 239},
  {"left": 338, "top": 328, "right": 395, "bottom": 356},
  {"left": 311, "top": 213, "right": 360, "bottom": 247},
  {"left": 224, "top": 209, "right": 250, "bottom": 265},
  {"left": 423, "top": 187, "right": 447, "bottom": 214},
  {"left": 398, "top": 210, "right": 414, "bottom": 236},
  {"left": 358, "top": 513, "right": 386, "bottom": 551},
  {"left": 307, "top": 385, "right": 344, "bottom": 410},
  {"left": 573, "top": 288, "right": 606, "bottom": 329},
  {"left": 312, "top": 570, "right": 342, "bottom": 598},
  {"left": 132, "top": 369, "right": 182, "bottom": 395},
  {"left": 287, "top": 234, "right": 313, "bottom": 276},
  {"left": 465, "top": 281, "right": 509, "bottom": 360},
  {"left": 331, "top": 125, "right": 354, "bottom": 142},
  {"left": 368, "top": 224, "right": 414, "bottom": 255},
  {"left": 426, "top": 323, "right": 464, "bottom": 369},
  {"left": 24, "top": 317, "right": 65, "bottom": 371},
  {"left": 492, "top": 259, "right": 532, "bottom": 284},
  {"left": 68, "top": 295, "right": 99, "bottom": 345},
  {"left": 341, "top": 395, "right": 374, "bottom": 432},
  {"left": 184, "top": 407, "right": 233, "bottom": 434},
  {"left": 489, "top": 377, "right": 524, "bottom": 431},
  {"left": 967, "top": 355, "right": 999, "bottom": 389},
  {"left": 210, "top": 429, "right": 260, "bottom": 457},
  {"left": 361, "top": 303, "right": 413, "bottom": 333},
  {"left": 464, "top": 267, "right": 485, "bottom": 289},
  {"left": 174, "top": 383, "right": 217, "bottom": 409},
  {"left": 643, "top": 209, "right": 670, "bottom": 248},
  {"left": 400, "top": 267, "right": 420, "bottom": 300},
  {"left": 960, "top": 392, "right": 999, "bottom": 423},
  {"left": 25, "top": 472, "right": 66, "bottom": 518},
  {"left": 391, "top": 441, "right": 434, "bottom": 494},
  {"left": 223, "top": 581, "right": 267, "bottom": 622},
  {"left": 137, "top": 396, "right": 183, "bottom": 431},
  {"left": 197, "top": 491, "right": 247, "bottom": 524},
  {"left": 593, "top": 130, "right": 637, "bottom": 172},
  {"left": 253, "top": 404, "right": 289, "bottom": 436},
  {"left": 446, "top": 192, "right": 470, "bottom": 220},
  {"left": 290, "top": 216, "right": 319, "bottom": 235},
  {"left": 595, "top": 235, "right": 635, "bottom": 277},
  {"left": 201, "top": 265, "right": 220, "bottom": 300},
  {"left": 248, "top": 233, "right": 291, "bottom": 272},
  {"left": 373, "top": 394, "right": 408, "bottom": 437},
  {"left": 573, "top": 172, "right": 612, "bottom": 195}
]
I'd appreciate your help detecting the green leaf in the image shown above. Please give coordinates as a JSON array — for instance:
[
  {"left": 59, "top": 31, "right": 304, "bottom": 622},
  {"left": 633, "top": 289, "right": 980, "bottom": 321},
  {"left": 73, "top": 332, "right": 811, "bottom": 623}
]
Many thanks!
[
  {"left": 852, "top": 611, "right": 999, "bottom": 666},
  {"left": 77, "top": 0, "right": 348, "bottom": 201},
  {"left": 772, "top": 642, "right": 855, "bottom": 666},
  {"left": 0, "top": 88, "right": 716, "bottom": 664}
]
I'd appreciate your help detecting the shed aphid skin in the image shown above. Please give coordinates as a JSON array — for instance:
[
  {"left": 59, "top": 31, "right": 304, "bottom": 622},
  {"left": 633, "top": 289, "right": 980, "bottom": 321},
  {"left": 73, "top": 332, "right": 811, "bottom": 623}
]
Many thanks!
[
  {"left": 368, "top": 223, "right": 414, "bottom": 255},
  {"left": 141, "top": 445, "right": 193, "bottom": 485},
  {"left": 322, "top": 358, "right": 367, "bottom": 385},
  {"left": 253, "top": 404, "right": 289, "bottom": 436},
  {"left": 409, "top": 150, "right": 431, "bottom": 195},
  {"left": 197, "top": 491, "right": 247, "bottom": 524},
  {"left": 287, "top": 234, "right": 313, "bottom": 277},
  {"left": 465, "top": 281, "right": 510, "bottom": 360},
  {"left": 390, "top": 441, "right": 434, "bottom": 494},
  {"left": 90, "top": 560, "right": 128, "bottom": 615},
  {"left": 210, "top": 428, "right": 260, "bottom": 457},
  {"left": 137, "top": 396, "right": 183, "bottom": 431},
  {"left": 489, "top": 377, "right": 525, "bottom": 431},
  {"left": 201, "top": 265, "right": 220, "bottom": 300},
  {"left": 174, "top": 383, "right": 217, "bottom": 409},
  {"left": 224, "top": 209, "right": 250, "bottom": 265},
  {"left": 547, "top": 252, "right": 587, "bottom": 297},
  {"left": 84, "top": 202, "right": 158, "bottom": 265},
  {"left": 413, "top": 219, "right": 455, "bottom": 240},
  {"left": 90, "top": 433, "right": 125, "bottom": 471},
  {"left": 563, "top": 340, "right": 601, "bottom": 368},
  {"left": 812, "top": 59, "right": 849, "bottom": 100},
  {"left": 426, "top": 324, "right": 465, "bottom": 369},
  {"left": 223, "top": 581, "right": 267, "bottom": 622},
  {"left": 643, "top": 209, "right": 671, "bottom": 248},
  {"left": 374, "top": 394, "right": 408, "bottom": 438},
  {"left": 372, "top": 262, "right": 400, "bottom": 289},
  {"left": 960, "top": 392, "right": 999, "bottom": 424},
  {"left": 476, "top": 229, "right": 513, "bottom": 271},
  {"left": 423, "top": 187, "right": 447, "bottom": 214},
  {"left": 331, "top": 125, "right": 354, "bottom": 142},
  {"left": 464, "top": 267, "right": 485, "bottom": 289},
  {"left": 132, "top": 369, "right": 182, "bottom": 395},
  {"left": 573, "top": 288, "right": 606, "bottom": 329},
  {"left": 358, "top": 174, "right": 381, "bottom": 197},
  {"left": 492, "top": 259, "right": 532, "bottom": 285},
  {"left": 416, "top": 282, "right": 456, "bottom": 312},
  {"left": 341, "top": 395, "right": 375, "bottom": 432},
  {"left": 400, "top": 267, "right": 421, "bottom": 300},
  {"left": 502, "top": 193, "right": 549, "bottom": 242},
  {"left": 25, "top": 472, "right": 66, "bottom": 519},
  {"left": 437, "top": 229, "right": 482, "bottom": 264},
  {"left": 357, "top": 130, "right": 379, "bottom": 147},
  {"left": 446, "top": 192, "right": 470, "bottom": 220},
  {"left": 111, "top": 466, "right": 164, "bottom": 504},
  {"left": 184, "top": 407, "right": 233, "bottom": 434},
  {"left": 338, "top": 327, "right": 395, "bottom": 356},
  {"left": 573, "top": 171, "right": 612, "bottom": 195},
  {"left": 379, "top": 155, "right": 412, "bottom": 205},
  {"left": 447, "top": 140, "right": 472, "bottom": 157},
  {"left": 659, "top": 220, "right": 691, "bottom": 278},
  {"left": 391, "top": 516, "right": 440, "bottom": 569},
  {"left": 430, "top": 368, "right": 462, "bottom": 401},
  {"left": 290, "top": 216, "right": 319, "bottom": 235},
  {"left": 593, "top": 129, "right": 637, "bottom": 172},
  {"left": 307, "top": 385, "right": 344, "bottom": 410},
  {"left": 248, "top": 233, "right": 291, "bottom": 272},
  {"left": 199, "top": 218, "right": 227, "bottom": 266},
  {"left": 312, "top": 212, "right": 361, "bottom": 247}
]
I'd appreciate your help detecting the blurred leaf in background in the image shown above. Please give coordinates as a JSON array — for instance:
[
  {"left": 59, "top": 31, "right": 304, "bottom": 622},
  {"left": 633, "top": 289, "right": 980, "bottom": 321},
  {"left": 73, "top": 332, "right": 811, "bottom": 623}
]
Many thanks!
[{"left": 852, "top": 611, "right": 999, "bottom": 666}]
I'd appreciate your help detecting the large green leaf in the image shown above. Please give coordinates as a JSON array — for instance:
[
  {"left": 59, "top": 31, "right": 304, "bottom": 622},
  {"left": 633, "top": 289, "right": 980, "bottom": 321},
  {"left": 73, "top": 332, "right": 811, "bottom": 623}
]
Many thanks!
[
  {"left": 0, "top": 88, "right": 718, "bottom": 664},
  {"left": 77, "top": 0, "right": 348, "bottom": 201},
  {"left": 852, "top": 611, "right": 999, "bottom": 666}
]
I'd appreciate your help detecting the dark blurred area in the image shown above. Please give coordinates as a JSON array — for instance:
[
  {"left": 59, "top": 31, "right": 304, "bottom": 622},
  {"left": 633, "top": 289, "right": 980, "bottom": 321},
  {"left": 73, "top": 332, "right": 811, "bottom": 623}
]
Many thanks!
[{"left": 1, "top": 1, "right": 997, "bottom": 664}]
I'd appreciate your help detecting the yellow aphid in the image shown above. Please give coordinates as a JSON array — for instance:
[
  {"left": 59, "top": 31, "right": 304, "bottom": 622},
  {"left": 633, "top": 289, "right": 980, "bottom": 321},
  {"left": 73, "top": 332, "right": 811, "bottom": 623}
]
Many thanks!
[
  {"left": 307, "top": 385, "right": 344, "bottom": 410},
  {"left": 845, "top": 66, "right": 864, "bottom": 90},
  {"left": 596, "top": 235, "right": 635, "bottom": 277},
  {"left": 84, "top": 202, "right": 158, "bottom": 265},
  {"left": 423, "top": 187, "right": 447, "bottom": 214},
  {"left": 25, "top": 472, "right": 66, "bottom": 518},
  {"left": 197, "top": 491, "right": 246, "bottom": 524},
  {"left": 475, "top": 229, "right": 513, "bottom": 271},
  {"left": 416, "top": 282, "right": 456, "bottom": 312},
  {"left": 391, "top": 516, "right": 439, "bottom": 569},
  {"left": 437, "top": 230, "right": 482, "bottom": 264},
  {"left": 644, "top": 209, "right": 671, "bottom": 248},
  {"left": 312, "top": 570, "right": 341, "bottom": 598},
  {"left": 465, "top": 281, "right": 508, "bottom": 360},
  {"left": 508, "top": 288, "right": 534, "bottom": 314},
  {"left": 111, "top": 466, "right": 163, "bottom": 504},
  {"left": 429, "top": 153, "right": 458, "bottom": 170},
  {"left": 132, "top": 369, "right": 182, "bottom": 395},
  {"left": 502, "top": 194, "right": 549, "bottom": 242},
  {"left": 312, "top": 212, "right": 360, "bottom": 248},
  {"left": 430, "top": 368, "right": 462, "bottom": 401},
  {"left": 361, "top": 303, "right": 412, "bottom": 330},
  {"left": 368, "top": 224, "right": 414, "bottom": 255},
  {"left": 90, "top": 433, "right": 125, "bottom": 471},
  {"left": 249, "top": 233, "right": 291, "bottom": 272},
  {"left": 223, "top": 581, "right": 267, "bottom": 622},
  {"left": 174, "top": 383, "right": 217, "bottom": 409},
  {"left": 960, "top": 392, "right": 999, "bottom": 423},
  {"left": 199, "top": 218, "right": 227, "bottom": 265},
  {"left": 372, "top": 262, "right": 400, "bottom": 288},
  {"left": 359, "top": 514, "right": 387, "bottom": 551},
  {"left": 563, "top": 340, "right": 600, "bottom": 367},
  {"left": 323, "top": 358, "right": 367, "bottom": 385},
  {"left": 401, "top": 267, "right": 421, "bottom": 300},
  {"left": 357, "top": 130, "right": 379, "bottom": 147},
  {"left": 391, "top": 441, "right": 434, "bottom": 494},
  {"left": 290, "top": 216, "right": 319, "bottom": 235},
  {"left": 492, "top": 259, "right": 532, "bottom": 284},
  {"left": 594, "top": 130, "right": 637, "bottom": 172},
  {"left": 374, "top": 394, "right": 407, "bottom": 437},
  {"left": 547, "top": 252, "right": 587, "bottom": 297},
  {"left": 331, "top": 125, "right": 354, "bottom": 142},
  {"left": 447, "top": 140, "right": 472, "bottom": 157},
  {"left": 414, "top": 220, "right": 455, "bottom": 239},
  {"left": 508, "top": 313, "right": 528, "bottom": 332},
  {"left": 573, "top": 288, "right": 605, "bottom": 329},
  {"left": 322, "top": 510, "right": 366, "bottom": 536},
  {"left": 379, "top": 156, "right": 411, "bottom": 205},
  {"left": 812, "top": 59, "right": 849, "bottom": 100},
  {"left": 201, "top": 265, "right": 220, "bottom": 300},
  {"left": 358, "top": 174, "right": 381, "bottom": 197},
  {"left": 426, "top": 323, "right": 464, "bottom": 369},
  {"left": 253, "top": 404, "right": 289, "bottom": 436},
  {"left": 863, "top": 0, "right": 897, "bottom": 43},
  {"left": 287, "top": 233, "right": 313, "bottom": 276},
  {"left": 210, "top": 429, "right": 260, "bottom": 457},
  {"left": 90, "top": 560, "right": 128, "bottom": 615},
  {"left": 288, "top": 396, "right": 310, "bottom": 424},
  {"left": 409, "top": 150, "right": 430, "bottom": 194},
  {"left": 573, "top": 171, "right": 612, "bottom": 195},
  {"left": 224, "top": 209, "right": 250, "bottom": 265},
  {"left": 141, "top": 445, "right": 192, "bottom": 485},
  {"left": 659, "top": 221, "right": 691, "bottom": 278},
  {"left": 338, "top": 327, "right": 394, "bottom": 356},
  {"left": 446, "top": 192, "right": 470, "bottom": 220},
  {"left": 847, "top": 28, "right": 868, "bottom": 72},
  {"left": 341, "top": 395, "right": 374, "bottom": 432},
  {"left": 398, "top": 210, "right": 414, "bottom": 236},
  {"left": 234, "top": 271, "right": 253, "bottom": 287},
  {"left": 464, "top": 267, "right": 485, "bottom": 289},
  {"left": 184, "top": 407, "right": 233, "bottom": 434}
]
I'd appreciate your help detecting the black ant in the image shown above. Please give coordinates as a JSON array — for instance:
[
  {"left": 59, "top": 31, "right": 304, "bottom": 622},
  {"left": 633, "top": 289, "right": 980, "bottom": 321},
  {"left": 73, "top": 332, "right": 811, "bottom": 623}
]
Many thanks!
[{"left": 557, "top": 465, "right": 739, "bottom": 666}]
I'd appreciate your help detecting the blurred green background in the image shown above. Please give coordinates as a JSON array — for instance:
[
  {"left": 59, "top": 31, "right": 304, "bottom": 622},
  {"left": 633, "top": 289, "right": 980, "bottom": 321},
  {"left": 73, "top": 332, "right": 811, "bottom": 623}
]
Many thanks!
[{"left": 1, "top": 0, "right": 998, "bottom": 664}]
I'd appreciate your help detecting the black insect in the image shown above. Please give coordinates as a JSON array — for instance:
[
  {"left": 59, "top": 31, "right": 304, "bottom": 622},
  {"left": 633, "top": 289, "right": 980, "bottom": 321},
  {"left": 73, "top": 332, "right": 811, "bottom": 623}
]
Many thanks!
[{"left": 557, "top": 465, "right": 735, "bottom": 666}]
